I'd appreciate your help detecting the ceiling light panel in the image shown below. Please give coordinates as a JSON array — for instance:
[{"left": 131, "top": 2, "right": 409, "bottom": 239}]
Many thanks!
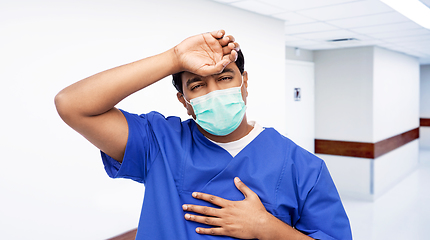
[
  {"left": 230, "top": 0, "right": 285, "bottom": 15},
  {"left": 327, "top": 12, "right": 410, "bottom": 29},
  {"left": 381, "top": 0, "right": 430, "bottom": 29},
  {"left": 420, "top": 0, "right": 430, "bottom": 7},
  {"left": 297, "top": 1, "right": 393, "bottom": 21}
]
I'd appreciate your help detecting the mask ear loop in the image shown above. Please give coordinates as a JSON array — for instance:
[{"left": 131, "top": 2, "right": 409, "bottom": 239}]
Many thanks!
[{"left": 182, "top": 94, "right": 191, "bottom": 105}]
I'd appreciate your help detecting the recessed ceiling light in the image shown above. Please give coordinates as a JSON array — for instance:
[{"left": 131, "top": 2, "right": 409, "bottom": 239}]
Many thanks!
[{"left": 380, "top": 0, "right": 430, "bottom": 29}]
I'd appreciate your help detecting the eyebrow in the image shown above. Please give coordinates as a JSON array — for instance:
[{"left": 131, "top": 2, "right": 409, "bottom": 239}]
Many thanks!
[{"left": 185, "top": 68, "right": 236, "bottom": 88}]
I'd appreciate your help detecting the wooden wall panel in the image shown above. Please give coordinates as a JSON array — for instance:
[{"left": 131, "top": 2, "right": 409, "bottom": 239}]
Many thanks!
[
  {"left": 315, "top": 128, "right": 419, "bottom": 159},
  {"left": 315, "top": 140, "right": 374, "bottom": 158},
  {"left": 421, "top": 118, "right": 430, "bottom": 127},
  {"left": 374, "top": 128, "right": 419, "bottom": 158},
  {"left": 108, "top": 228, "right": 137, "bottom": 240}
]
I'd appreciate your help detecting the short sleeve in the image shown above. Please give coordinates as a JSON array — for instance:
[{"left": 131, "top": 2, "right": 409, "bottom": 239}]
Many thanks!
[
  {"left": 295, "top": 161, "right": 352, "bottom": 240},
  {"left": 101, "top": 110, "right": 161, "bottom": 184}
]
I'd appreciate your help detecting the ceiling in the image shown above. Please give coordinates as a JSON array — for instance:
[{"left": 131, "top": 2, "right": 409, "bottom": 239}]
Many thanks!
[{"left": 211, "top": 0, "right": 430, "bottom": 64}]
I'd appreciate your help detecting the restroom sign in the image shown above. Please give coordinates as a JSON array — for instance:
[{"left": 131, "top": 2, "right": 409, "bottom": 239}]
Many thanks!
[{"left": 294, "top": 88, "right": 301, "bottom": 101}]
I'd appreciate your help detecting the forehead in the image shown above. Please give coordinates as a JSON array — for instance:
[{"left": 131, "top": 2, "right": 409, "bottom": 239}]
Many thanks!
[{"left": 181, "top": 62, "right": 240, "bottom": 83}]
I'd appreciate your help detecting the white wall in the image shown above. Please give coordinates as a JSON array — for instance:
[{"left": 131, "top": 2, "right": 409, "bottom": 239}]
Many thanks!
[
  {"left": 285, "top": 60, "right": 315, "bottom": 153},
  {"left": 373, "top": 47, "right": 420, "bottom": 142},
  {"left": 420, "top": 65, "right": 430, "bottom": 150},
  {"left": 372, "top": 47, "right": 420, "bottom": 197},
  {"left": 314, "top": 47, "right": 374, "bottom": 142},
  {"left": 315, "top": 46, "right": 420, "bottom": 200},
  {"left": 0, "top": 1, "right": 286, "bottom": 239},
  {"left": 420, "top": 65, "right": 430, "bottom": 118}
]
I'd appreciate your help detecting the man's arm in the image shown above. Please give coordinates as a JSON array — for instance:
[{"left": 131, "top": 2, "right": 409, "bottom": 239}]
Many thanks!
[{"left": 54, "top": 30, "right": 239, "bottom": 162}]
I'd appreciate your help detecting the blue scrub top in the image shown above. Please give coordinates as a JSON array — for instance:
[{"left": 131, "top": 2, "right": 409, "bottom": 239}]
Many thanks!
[{"left": 102, "top": 110, "right": 352, "bottom": 240}]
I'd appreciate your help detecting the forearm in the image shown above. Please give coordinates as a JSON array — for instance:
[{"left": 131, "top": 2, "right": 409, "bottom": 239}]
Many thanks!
[
  {"left": 258, "top": 212, "right": 313, "bottom": 240},
  {"left": 55, "top": 47, "right": 180, "bottom": 120}
]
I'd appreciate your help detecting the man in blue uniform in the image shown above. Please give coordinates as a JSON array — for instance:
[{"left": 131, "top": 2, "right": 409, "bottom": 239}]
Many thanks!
[{"left": 55, "top": 30, "right": 352, "bottom": 239}]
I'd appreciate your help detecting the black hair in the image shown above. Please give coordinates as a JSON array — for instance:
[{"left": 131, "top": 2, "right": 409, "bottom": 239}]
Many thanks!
[{"left": 172, "top": 50, "right": 244, "bottom": 93}]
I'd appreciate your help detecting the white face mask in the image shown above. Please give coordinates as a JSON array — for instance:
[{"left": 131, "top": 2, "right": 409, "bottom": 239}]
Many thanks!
[{"left": 184, "top": 82, "right": 246, "bottom": 136}]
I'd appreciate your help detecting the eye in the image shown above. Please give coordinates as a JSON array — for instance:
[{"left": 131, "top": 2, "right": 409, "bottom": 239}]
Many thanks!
[
  {"left": 191, "top": 83, "right": 203, "bottom": 91},
  {"left": 219, "top": 76, "right": 233, "bottom": 81}
]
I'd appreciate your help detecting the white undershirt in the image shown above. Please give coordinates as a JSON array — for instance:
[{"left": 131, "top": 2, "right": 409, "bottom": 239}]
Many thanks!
[{"left": 207, "top": 121, "right": 265, "bottom": 157}]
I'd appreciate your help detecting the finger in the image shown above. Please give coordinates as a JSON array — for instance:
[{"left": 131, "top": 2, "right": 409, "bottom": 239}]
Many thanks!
[
  {"left": 218, "top": 35, "right": 235, "bottom": 46},
  {"left": 225, "top": 35, "right": 235, "bottom": 42},
  {"left": 192, "top": 192, "right": 228, "bottom": 207},
  {"left": 210, "top": 29, "right": 225, "bottom": 39},
  {"left": 229, "top": 42, "right": 240, "bottom": 52},
  {"left": 196, "top": 227, "right": 224, "bottom": 235},
  {"left": 222, "top": 50, "right": 237, "bottom": 64},
  {"left": 184, "top": 213, "right": 222, "bottom": 227},
  {"left": 234, "top": 177, "right": 255, "bottom": 198},
  {"left": 221, "top": 42, "right": 239, "bottom": 54},
  {"left": 218, "top": 36, "right": 230, "bottom": 46},
  {"left": 222, "top": 45, "right": 233, "bottom": 55},
  {"left": 182, "top": 204, "right": 220, "bottom": 217}
]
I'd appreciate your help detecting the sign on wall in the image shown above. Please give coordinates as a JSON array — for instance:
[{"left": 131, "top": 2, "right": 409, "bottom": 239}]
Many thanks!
[{"left": 294, "top": 88, "right": 301, "bottom": 101}]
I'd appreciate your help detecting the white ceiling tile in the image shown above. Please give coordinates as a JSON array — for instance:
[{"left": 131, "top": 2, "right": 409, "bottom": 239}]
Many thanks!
[
  {"left": 284, "top": 35, "right": 307, "bottom": 41},
  {"left": 384, "top": 34, "right": 430, "bottom": 43},
  {"left": 399, "top": 42, "right": 430, "bottom": 50},
  {"left": 211, "top": 0, "right": 244, "bottom": 3},
  {"left": 285, "top": 22, "right": 338, "bottom": 34},
  {"left": 327, "top": 12, "right": 409, "bottom": 29},
  {"left": 262, "top": 0, "right": 360, "bottom": 11},
  {"left": 351, "top": 39, "right": 386, "bottom": 46},
  {"left": 367, "top": 28, "right": 430, "bottom": 38},
  {"left": 273, "top": 12, "right": 318, "bottom": 25},
  {"left": 401, "top": 49, "right": 430, "bottom": 58},
  {"left": 297, "top": 1, "right": 393, "bottom": 21},
  {"left": 300, "top": 43, "right": 339, "bottom": 50},
  {"left": 378, "top": 43, "right": 398, "bottom": 49},
  {"left": 285, "top": 39, "right": 321, "bottom": 47},
  {"left": 230, "top": 0, "right": 285, "bottom": 15},
  {"left": 292, "top": 29, "right": 370, "bottom": 41},
  {"left": 350, "top": 21, "right": 423, "bottom": 34}
]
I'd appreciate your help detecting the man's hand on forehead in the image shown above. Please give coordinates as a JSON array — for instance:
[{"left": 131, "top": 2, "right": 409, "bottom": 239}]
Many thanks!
[{"left": 173, "top": 30, "right": 240, "bottom": 77}]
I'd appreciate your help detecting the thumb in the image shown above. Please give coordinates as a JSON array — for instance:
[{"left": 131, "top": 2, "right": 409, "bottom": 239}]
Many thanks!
[{"left": 234, "top": 177, "right": 254, "bottom": 199}]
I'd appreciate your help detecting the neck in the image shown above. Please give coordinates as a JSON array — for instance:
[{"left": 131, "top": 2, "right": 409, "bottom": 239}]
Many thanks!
[{"left": 197, "top": 115, "right": 253, "bottom": 143}]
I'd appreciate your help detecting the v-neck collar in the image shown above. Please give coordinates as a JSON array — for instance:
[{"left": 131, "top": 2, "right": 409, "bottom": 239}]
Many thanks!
[{"left": 190, "top": 120, "right": 265, "bottom": 157}]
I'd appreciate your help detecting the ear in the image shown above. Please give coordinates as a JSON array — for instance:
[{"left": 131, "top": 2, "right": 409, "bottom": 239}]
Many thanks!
[
  {"left": 177, "top": 92, "right": 187, "bottom": 108},
  {"left": 242, "top": 71, "right": 249, "bottom": 97},
  {"left": 177, "top": 92, "right": 194, "bottom": 117}
]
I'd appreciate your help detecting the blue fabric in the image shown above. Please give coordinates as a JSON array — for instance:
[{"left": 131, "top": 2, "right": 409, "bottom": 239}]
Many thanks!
[{"left": 101, "top": 110, "right": 352, "bottom": 240}]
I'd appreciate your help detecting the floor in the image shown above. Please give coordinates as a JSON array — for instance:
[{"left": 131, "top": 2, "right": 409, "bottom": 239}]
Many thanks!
[{"left": 342, "top": 149, "right": 430, "bottom": 240}]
